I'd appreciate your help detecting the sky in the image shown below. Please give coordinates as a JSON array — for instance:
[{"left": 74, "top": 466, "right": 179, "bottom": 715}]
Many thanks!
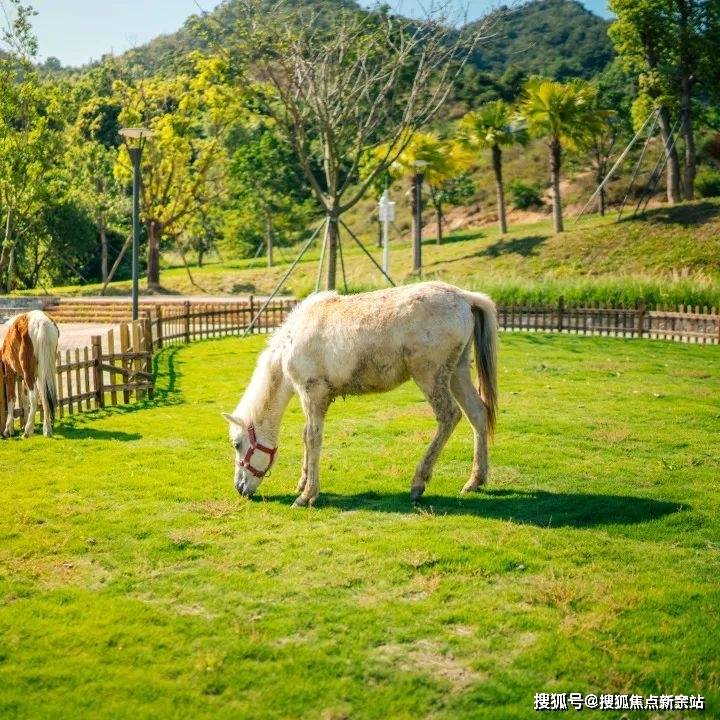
[{"left": 28, "top": 0, "right": 612, "bottom": 68}]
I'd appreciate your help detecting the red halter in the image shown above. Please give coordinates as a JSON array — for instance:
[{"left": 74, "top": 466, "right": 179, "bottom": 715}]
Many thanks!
[{"left": 236, "top": 424, "right": 277, "bottom": 479}]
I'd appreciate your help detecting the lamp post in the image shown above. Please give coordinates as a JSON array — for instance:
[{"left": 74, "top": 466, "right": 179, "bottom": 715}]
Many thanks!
[
  {"left": 119, "top": 127, "right": 153, "bottom": 321},
  {"left": 411, "top": 159, "right": 428, "bottom": 275},
  {"left": 378, "top": 189, "right": 396, "bottom": 276}
]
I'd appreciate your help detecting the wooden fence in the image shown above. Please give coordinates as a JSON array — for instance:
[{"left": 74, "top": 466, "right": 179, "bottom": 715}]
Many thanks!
[
  {"left": 1, "top": 296, "right": 717, "bottom": 432},
  {"left": 497, "top": 299, "right": 720, "bottom": 344}
]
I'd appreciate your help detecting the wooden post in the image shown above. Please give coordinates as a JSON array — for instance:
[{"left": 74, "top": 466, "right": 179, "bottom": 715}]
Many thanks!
[
  {"left": 184, "top": 301, "right": 191, "bottom": 344},
  {"left": 56, "top": 350, "right": 64, "bottom": 419},
  {"left": 120, "top": 322, "right": 130, "bottom": 404},
  {"left": 156, "top": 305, "right": 164, "bottom": 349},
  {"left": 249, "top": 295, "right": 255, "bottom": 334},
  {"left": 557, "top": 296, "right": 564, "bottom": 333},
  {"left": 106, "top": 329, "right": 117, "bottom": 407},
  {"left": 636, "top": 299, "right": 646, "bottom": 338},
  {"left": 91, "top": 335, "right": 105, "bottom": 409},
  {"left": 131, "top": 321, "right": 142, "bottom": 401},
  {"left": 144, "top": 317, "right": 155, "bottom": 400}
]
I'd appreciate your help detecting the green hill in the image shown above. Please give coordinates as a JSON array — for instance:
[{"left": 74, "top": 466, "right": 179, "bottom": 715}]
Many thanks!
[
  {"left": 469, "top": 0, "right": 613, "bottom": 79},
  {"left": 109, "top": 0, "right": 612, "bottom": 82}
]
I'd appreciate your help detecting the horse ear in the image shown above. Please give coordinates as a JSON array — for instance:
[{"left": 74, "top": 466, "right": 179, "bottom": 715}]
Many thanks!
[{"left": 221, "top": 412, "right": 246, "bottom": 429}]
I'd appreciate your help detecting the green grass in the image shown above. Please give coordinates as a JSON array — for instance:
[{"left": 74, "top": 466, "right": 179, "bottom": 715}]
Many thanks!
[
  {"left": 18, "top": 199, "right": 720, "bottom": 308},
  {"left": 1, "top": 333, "right": 719, "bottom": 719}
]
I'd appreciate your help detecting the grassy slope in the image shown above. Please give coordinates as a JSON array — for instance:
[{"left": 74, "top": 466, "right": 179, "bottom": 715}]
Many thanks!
[
  {"left": 25, "top": 200, "right": 720, "bottom": 307},
  {"left": 1, "top": 333, "right": 719, "bottom": 719}
]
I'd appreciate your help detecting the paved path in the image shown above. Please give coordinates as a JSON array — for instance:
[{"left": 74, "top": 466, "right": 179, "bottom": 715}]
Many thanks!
[{"left": 0, "top": 321, "right": 119, "bottom": 352}]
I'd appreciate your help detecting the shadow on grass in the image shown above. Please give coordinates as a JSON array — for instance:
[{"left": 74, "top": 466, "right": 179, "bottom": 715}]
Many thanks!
[
  {"left": 259, "top": 488, "right": 683, "bottom": 527},
  {"left": 624, "top": 201, "right": 720, "bottom": 227},
  {"left": 428, "top": 233, "right": 548, "bottom": 268},
  {"left": 425, "top": 230, "right": 488, "bottom": 246},
  {"left": 55, "top": 427, "right": 142, "bottom": 441},
  {"left": 53, "top": 346, "right": 185, "bottom": 438}
]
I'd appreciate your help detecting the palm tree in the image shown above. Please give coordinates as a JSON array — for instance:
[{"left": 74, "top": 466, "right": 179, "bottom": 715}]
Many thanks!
[
  {"left": 518, "top": 78, "right": 610, "bottom": 232},
  {"left": 458, "top": 100, "right": 527, "bottom": 235},
  {"left": 388, "top": 132, "right": 471, "bottom": 245}
]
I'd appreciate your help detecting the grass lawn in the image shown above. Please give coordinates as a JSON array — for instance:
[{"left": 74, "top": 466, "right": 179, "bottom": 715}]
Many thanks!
[
  {"left": 1, "top": 333, "right": 719, "bottom": 719},
  {"left": 18, "top": 200, "right": 720, "bottom": 308}
]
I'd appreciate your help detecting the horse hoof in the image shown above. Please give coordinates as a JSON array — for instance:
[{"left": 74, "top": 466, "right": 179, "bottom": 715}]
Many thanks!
[
  {"left": 410, "top": 486, "right": 425, "bottom": 502},
  {"left": 461, "top": 482, "right": 485, "bottom": 494},
  {"left": 293, "top": 495, "right": 316, "bottom": 508}
]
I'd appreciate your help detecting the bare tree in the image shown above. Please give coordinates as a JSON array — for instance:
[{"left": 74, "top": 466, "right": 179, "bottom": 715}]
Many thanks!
[{"left": 229, "top": 0, "right": 488, "bottom": 289}]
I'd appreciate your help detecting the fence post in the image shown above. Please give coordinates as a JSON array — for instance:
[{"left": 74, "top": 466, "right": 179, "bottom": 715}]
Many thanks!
[
  {"left": 91, "top": 335, "right": 105, "bottom": 409},
  {"left": 636, "top": 298, "right": 646, "bottom": 338},
  {"left": 249, "top": 295, "right": 255, "bottom": 334},
  {"left": 156, "top": 305, "right": 164, "bottom": 349},
  {"left": 184, "top": 301, "right": 191, "bottom": 344},
  {"left": 557, "top": 296, "right": 564, "bottom": 333},
  {"left": 143, "top": 317, "right": 155, "bottom": 399}
]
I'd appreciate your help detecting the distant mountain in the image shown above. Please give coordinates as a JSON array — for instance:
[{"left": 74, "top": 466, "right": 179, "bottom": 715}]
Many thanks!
[
  {"left": 112, "top": 0, "right": 613, "bottom": 81},
  {"left": 469, "top": 0, "right": 614, "bottom": 79}
]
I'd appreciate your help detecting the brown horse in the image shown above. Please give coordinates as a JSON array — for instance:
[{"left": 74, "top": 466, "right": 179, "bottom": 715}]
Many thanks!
[{"left": 1, "top": 311, "right": 59, "bottom": 438}]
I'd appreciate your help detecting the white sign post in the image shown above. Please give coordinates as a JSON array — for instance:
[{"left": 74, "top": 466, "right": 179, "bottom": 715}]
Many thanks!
[{"left": 378, "top": 190, "right": 396, "bottom": 276}]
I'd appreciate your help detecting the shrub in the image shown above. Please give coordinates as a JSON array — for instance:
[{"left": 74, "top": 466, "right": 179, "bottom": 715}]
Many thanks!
[
  {"left": 695, "top": 166, "right": 720, "bottom": 198},
  {"left": 508, "top": 180, "right": 544, "bottom": 210}
]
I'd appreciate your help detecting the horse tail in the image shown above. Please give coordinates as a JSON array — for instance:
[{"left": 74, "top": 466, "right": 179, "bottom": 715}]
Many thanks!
[
  {"left": 463, "top": 291, "right": 498, "bottom": 438},
  {"left": 28, "top": 312, "right": 59, "bottom": 421}
]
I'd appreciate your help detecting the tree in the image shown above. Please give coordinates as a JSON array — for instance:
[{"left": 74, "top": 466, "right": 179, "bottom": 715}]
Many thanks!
[
  {"left": 458, "top": 100, "right": 527, "bottom": 234},
  {"left": 518, "top": 78, "right": 610, "bottom": 233},
  {"left": 388, "top": 132, "right": 472, "bottom": 245},
  {"left": 226, "top": 118, "right": 316, "bottom": 267},
  {"left": 115, "top": 54, "right": 233, "bottom": 289},
  {"left": 230, "top": 0, "right": 485, "bottom": 289},
  {"left": 590, "top": 60, "right": 634, "bottom": 216},
  {"left": 0, "top": 34, "right": 64, "bottom": 289},
  {"left": 608, "top": 0, "right": 719, "bottom": 201}
]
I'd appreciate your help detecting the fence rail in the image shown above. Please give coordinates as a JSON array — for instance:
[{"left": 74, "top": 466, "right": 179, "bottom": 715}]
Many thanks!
[{"left": 1, "top": 296, "right": 717, "bottom": 432}]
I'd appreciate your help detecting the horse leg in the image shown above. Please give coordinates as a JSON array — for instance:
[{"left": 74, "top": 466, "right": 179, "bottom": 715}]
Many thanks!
[
  {"left": 38, "top": 378, "right": 53, "bottom": 437},
  {"left": 3, "top": 370, "right": 15, "bottom": 438},
  {"left": 294, "top": 385, "right": 330, "bottom": 508},
  {"left": 23, "top": 387, "right": 37, "bottom": 438},
  {"left": 451, "top": 346, "right": 489, "bottom": 493},
  {"left": 410, "top": 367, "right": 462, "bottom": 501},
  {"left": 296, "top": 426, "right": 309, "bottom": 493}
]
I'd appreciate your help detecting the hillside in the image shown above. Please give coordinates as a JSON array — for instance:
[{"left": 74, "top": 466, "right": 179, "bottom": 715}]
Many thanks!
[
  {"left": 113, "top": 0, "right": 613, "bottom": 81},
  {"left": 28, "top": 200, "right": 720, "bottom": 308},
  {"left": 470, "top": 0, "right": 613, "bottom": 79}
]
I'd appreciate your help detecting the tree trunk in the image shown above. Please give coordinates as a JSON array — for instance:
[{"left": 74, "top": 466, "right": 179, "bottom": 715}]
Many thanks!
[
  {"left": 147, "top": 220, "right": 162, "bottom": 290},
  {"left": 657, "top": 106, "right": 682, "bottom": 204},
  {"left": 549, "top": 139, "right": 564, "bottom": 233},
  {"left": 492, "top": 144, "right": 507, "bottom": 235},
  {"left": 266, "top": 213, "right": 274, "bottom": 268},
  {"left": 6, "top": 245, "right": 16, "bottom": 292},
  {"left": 435, "top": 204, "right": 443, "bottom": 245},
  {"left": 680, "top": 75, "right": 696, "bottom": 200},
  {"left": 326, "top": 214, "right": 339, "bottom": 290},
  {"left": 99, "top": 216, "right": 108, "bottom": 285},
  {"left": 197, "top": 249, "right": 204, "bottom": 268},
  {"left": 0, "top": 210, "right": 12, "bottom": 290}
]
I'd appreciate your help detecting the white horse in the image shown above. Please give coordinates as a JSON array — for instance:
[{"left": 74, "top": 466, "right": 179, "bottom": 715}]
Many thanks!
[{"left": 223, "top": 281, "right": 498, "bottom": 507}]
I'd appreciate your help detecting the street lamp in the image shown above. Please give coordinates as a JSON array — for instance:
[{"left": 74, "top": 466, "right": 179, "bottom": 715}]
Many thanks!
[
  {"left": 119, "top": 127, "right": 153, "bottom": 321},
  {"left": 378, "top": 189, "right": 396, "bottom": 276},
  {"left": 411, "top": 159, "right": 428, "bottom": 275}
]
